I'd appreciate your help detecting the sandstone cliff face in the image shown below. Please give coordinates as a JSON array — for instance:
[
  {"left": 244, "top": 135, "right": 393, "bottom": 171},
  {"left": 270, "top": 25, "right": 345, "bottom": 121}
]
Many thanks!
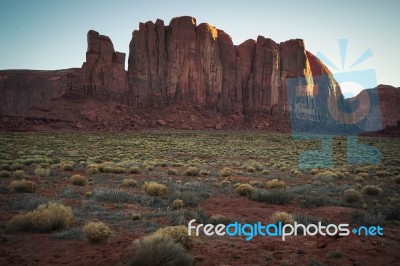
[
  {"left": 0, "top": 69, "right": 78, "bottom": 114},
  {"left": 80, "top": 30, "right": 128, "bottom": 97},
  {"left": 1, "top": 16, "right": 397, "bottom": 134}
]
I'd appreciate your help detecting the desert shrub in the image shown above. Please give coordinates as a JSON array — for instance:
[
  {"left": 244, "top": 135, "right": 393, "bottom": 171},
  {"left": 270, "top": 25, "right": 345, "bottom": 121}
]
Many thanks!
[
  {"left": 219, "top": 180, "right": 230, "bottom": 187},
  {"left": 376, "top": 170, "right": 389, "bottom": 177},
  {"left": 122, "top": 179, "right": 138, "bottom": 187},
  {"left": 6, "top": 203, "right": 73, "bottom": 232},
  {"left": 266, "top": 179, "right": 286, "bottom": 189},
  {"left": 167, "top": 168, "right": 178, "bottom": 176},
  {"left": 60, "top": 161, "right": 75, "bottom": 171},
  {"left": 83, "top": 221, "right": 112, "bottom": 244},
  {"left": 132, "top": 213, "right": 141, "bottom": 220},
  {"left": 85, "top": 191, "right": 93, "bottom": 198},
  {"left": 145, "top": 165, "right": 154, "bottom": 171},
  {"left": 199, "top": 169, "right": 210, "bottom": 176},
  {"left": 249, "top": 180, "right": 264, "bottom": 188},
  {"left": 70, "top": 175, "right": 88, "bottom": 186},
  {"left": 328, "top": 251, "right": 344, "bottom": 259},
  {"left": 351, "top": 211, "right": 386, "bottom": 226},
  {"left": 10, "top": 162, "right": 25, "bottom": 171},
  {"left": 385, "top": 203, "right": 400, "bottom": 221},
  {"left": 314, "top": 170, "right": 338, "bottom": 179},
  {"left": 344, "top": 188, "right": 362, "bottom": 203},
  {"left": 9, "top": 179, "right": 37, "bottom": 193},
  {"left": 143, "top": 181, "right": 167, "bottom": 196},
  {"left": 362, "top": 185, "right": 382, "bottom": 196},
  {"left": 172, "top": 199, "right": 185, "bottom": 210},
  {"left": 310, "top": 168, "right": 319, "bottom": 175},
  {"left": 393, "top": 175, "right": 400, "bottom": 184},
  {"left": 154, "top": 225, "right": 198, "bottom": 250},
  {"left": 34, "top": 165, "right": 51, "bottom": 177},
  {"left": 235, "top": 184, "right": 256, "bottom": 196},
  {"left": 0, "top": 163, "right": 11, "bottom": 170},
  {"left": 250, "top": 188, "right": 293, "bottom": 205},
  {"left": 130, "top": 233, "right": 193, "bottom": 266},
  {"left": 111, "top": 167, "right": 127, "bottom": 174},
  {"left": 86, "top": 167, "right": 100, "bottom": 175},
  {"left": 271, "top": 211, "right": 294, "bottom": 225},
  {"left": 358, "top": 172, "right": 369, "bottom": 179},
  {"left": 246, "top": 166, "right": 256, "bottom": 173},
  {"left": 13, "top": 170, "right": 26, "bottom": 179},
  {"left": 93, "top": 188, "right": 134, "bottom": 203},
  {"left": 261, "top": 169, "right": 270, "bottom": 175},
  {"left": 129, "top": 166, "right": 141, "bottom": 174},
  {"left": 184, "top": 167, "right": 199, "bottom": 176},
  {"left": 220, "top": 167, "right": 234, "bottom": 177},
  {"left": 0, "top": 170, "right": 11, "bottom": 178},
  {"left": 290, "top": 169, "right": 302, "bottom": 176},
  {"left": 354, "top": 176, "right": 365, "bottom": 182},
  {"left": 209, "top": 214, "right": 232, "bottom": 225}
]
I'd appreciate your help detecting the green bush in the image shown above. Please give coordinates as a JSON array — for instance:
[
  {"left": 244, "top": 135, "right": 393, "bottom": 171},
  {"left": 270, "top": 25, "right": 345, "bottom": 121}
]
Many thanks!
[
  {"left": 6, "top": 203, "right": 73, "bottom": 232},
  {"left": 83, "top": 221, "right": 112, "bottom": 244}
]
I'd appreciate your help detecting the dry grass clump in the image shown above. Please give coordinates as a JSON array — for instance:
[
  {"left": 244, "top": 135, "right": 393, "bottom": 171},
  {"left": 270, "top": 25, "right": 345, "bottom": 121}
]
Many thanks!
[
  {"left": 235, "top": 184, "right": 256, "bottom": 196},
  {"left": 184, "top": 167, "right": 199, "bottom": 176},
  {"left": 394, "top": 175, "right": 400, "bottom": 184},
  {"left": 172, "top": 199, "right": 185, "bottom": 210},
  {"left": 70, "top": 174, "right": 88, "bottom": 186},
  {"left": 83, "top": 221, "right": 112, "bottom": 244},
  {"left": 354, "top": 176, "right": 365, "bottom": 182},
  {"left": 220, "top": 167, "right": 235, "bottom": 177},
  {"left": 261, "top": 169, "right": 270, "bottom": 175},
  {"left": 271, "top": 211, "right": 294, "bottom": 225},
  {"left": 129, "top": 166, "right": 141, "bottom": 174},
  {"left": 167, "top": 168, "right": 179, "bottom": 176},
  {"left": 6, "top": 203, "right": 73, "bottom": 232},
  {"left": 154, "top": 225, "right": 198, "bottom": 250},
  {"left": 34, "top": 165, "right": 51, "bottom": 177},
  {"left": 0, "top": 170, "right": 11, "bottom": 178},
  {"left": 122, "top": 179, "right": 138, "bottom": 187},
  {"left": 143, "top": 181, "right": 167, "bottom": 196},
  {"left": 362, "top": 185, "right": 382, "bottom": 196},
  {"left": 199, "top": 169, "right": 210, "bottom": 176},
  {"left": 60, "top": 161, "right": 76, "bottom": 171},
  {"left": 344, "top": 188, "right": 362, "bottom": 203},
  {"left": 266, "top": 179, "right": 286, "bottom": 189},
  {"left": 130, "top": 233, "right": 193, "bottom": 266},
  {"left": 290, "top": 169, "right": 302, "bottom": 176},
  {"left": 86, "top": 166, "right": 100, "bottom": 175},
  {"left": 131, "top": 213, "right": 141, "bottom": 220},
  {"left": 219, "top": 180, "right": 231, "bottom": 187},
  {"left": 10, "top": 162, "right": 25, "bottom": 171},
  {"left": 310, "top": 168, "right": 319, "bottom": 175},
  {"left": 9, "top": 179, "right": 37, "bottom": 193},
  {"left": 249, "top": 180, "right": 264, "bottom": 188},
  {"left": 13, "top": 170, "right": 26, "bottom": 179}
]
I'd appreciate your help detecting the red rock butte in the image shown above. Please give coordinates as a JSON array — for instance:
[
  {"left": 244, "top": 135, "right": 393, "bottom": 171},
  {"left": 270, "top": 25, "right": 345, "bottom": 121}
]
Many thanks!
[{"left": 0, "top": 16, "right": 399, "bottom": 132}]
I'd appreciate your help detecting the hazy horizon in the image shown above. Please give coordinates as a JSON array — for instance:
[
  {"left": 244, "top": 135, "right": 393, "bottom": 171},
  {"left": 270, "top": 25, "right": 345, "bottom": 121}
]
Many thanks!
[{"left": 1, "top": 0, "right": 399, "bottom": 90}]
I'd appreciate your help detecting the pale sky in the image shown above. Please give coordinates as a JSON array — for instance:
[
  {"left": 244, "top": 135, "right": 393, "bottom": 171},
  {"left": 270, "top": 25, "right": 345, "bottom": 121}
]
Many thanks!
[{"left": 0, "top": 0, "right": 399, "bottom": 88}]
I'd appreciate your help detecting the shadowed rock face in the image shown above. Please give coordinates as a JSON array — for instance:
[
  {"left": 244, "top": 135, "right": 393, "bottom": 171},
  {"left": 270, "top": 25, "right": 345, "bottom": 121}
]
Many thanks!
[
  {"left": 0, "top": 16, "right": 397, "bottom": 133},
  {"left": 0, "top": 69, "right": 79, "bottom": 114}
]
